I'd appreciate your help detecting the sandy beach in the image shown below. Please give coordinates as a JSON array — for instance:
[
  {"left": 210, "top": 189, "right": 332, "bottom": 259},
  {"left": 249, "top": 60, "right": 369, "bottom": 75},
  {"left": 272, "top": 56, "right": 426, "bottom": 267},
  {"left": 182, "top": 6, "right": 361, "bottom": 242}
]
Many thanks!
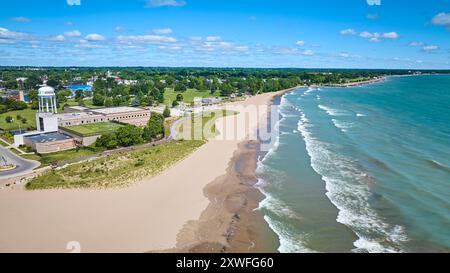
[{"left": 0, "top": 90, "right": 289, "bottom": 253}]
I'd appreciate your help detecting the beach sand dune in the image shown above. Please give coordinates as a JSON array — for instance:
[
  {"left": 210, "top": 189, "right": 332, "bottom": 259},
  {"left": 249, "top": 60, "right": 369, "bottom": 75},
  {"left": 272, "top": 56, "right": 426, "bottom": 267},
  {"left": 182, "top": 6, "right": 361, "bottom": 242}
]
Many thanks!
[{"left": 0, "top": 91, "right": 286, "bottom": 253}]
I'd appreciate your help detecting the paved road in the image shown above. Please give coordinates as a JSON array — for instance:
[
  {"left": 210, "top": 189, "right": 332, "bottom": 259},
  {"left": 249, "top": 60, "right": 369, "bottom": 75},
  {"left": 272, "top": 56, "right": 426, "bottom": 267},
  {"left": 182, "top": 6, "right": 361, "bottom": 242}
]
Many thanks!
[{"left": 0, "top": 145, "right": 40, "bottom": 181}]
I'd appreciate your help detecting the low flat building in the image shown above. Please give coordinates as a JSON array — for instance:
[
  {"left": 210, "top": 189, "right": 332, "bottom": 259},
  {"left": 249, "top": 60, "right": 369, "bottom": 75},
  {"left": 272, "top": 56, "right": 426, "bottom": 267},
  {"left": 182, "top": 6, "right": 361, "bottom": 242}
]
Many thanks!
[{"left": 23, "top": 132, "right": 76, "bottom": 154}]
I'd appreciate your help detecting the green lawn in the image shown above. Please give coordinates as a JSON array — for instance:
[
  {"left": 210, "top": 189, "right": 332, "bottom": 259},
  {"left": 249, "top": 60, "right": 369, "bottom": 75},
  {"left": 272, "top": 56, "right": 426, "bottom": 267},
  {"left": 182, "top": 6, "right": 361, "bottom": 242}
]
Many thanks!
[
  {"left": 26, "top": 140, "right": 205, "bottom": 190},
  {"left": 164, "top": 88, "right": 222, "bottom": 106},
  {"left": 175, "top": 110, "right": 238, "bottom": 140},
  {"left": 61, "top": 122, "right": 125, "bottom": 137},
  {"left": 0, "top": 108, "right": 37, "bottom": 131}
]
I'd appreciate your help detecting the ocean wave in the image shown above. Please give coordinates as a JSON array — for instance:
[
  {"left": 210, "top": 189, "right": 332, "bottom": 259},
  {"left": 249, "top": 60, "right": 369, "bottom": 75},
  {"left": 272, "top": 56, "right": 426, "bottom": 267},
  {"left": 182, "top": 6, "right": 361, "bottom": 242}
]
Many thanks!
[
  {"left": 424, "top": 159, "right": 450, "bottom": 173},
  {"left": 318, "top": 104, "right": 348, "bottom": 116},
  {"left": 296, "top": 111, "right": 408, "bottom": 253},
  {"left": 332, "top": 119, "right": 355, "bottom": 132},
  {"left": 356, "top": 113, "right": 366, "bottom": 117},
  {"left": 258, "top": 190, "right": 303, "bottom": 221},
  {"left": 263, "top": 215, "right": 317, "bottom": 253}
]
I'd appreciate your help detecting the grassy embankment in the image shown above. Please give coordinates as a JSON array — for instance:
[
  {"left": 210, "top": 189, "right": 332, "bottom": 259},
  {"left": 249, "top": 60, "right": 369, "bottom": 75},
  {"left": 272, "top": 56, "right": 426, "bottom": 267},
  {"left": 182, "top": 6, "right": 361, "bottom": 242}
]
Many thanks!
[
  {"left": 26, "top": 110, "right": 237, "bottom": 190},
  {"left": 26, "top": 140, "right": 204, "bottom": 190}
]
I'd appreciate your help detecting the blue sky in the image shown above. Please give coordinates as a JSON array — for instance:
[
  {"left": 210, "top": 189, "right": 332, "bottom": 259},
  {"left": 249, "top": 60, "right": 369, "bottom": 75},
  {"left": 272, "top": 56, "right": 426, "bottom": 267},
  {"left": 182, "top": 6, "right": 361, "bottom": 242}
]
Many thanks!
[{"left": 0, "top": 0, "right": 449, "bottom": 68}]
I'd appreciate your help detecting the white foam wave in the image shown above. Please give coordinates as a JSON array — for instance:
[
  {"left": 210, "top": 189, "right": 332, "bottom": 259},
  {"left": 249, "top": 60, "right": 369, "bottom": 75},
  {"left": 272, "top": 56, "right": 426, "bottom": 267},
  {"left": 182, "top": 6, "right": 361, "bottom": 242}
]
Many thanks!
[
  {"left": 332, "top": 119, "right": 354, "bottom": 132},
  {"left": 264, "top": 215, "right": 317, "bottom": 253},
  {"left": 296, "top": 111, "right": 408, "bottom": 253},
  {"left": 356, "top": 113, "right": 366, "bottom": 117},
  {"left": 318, "top": 104, "right": 348, "bottom": 116}
]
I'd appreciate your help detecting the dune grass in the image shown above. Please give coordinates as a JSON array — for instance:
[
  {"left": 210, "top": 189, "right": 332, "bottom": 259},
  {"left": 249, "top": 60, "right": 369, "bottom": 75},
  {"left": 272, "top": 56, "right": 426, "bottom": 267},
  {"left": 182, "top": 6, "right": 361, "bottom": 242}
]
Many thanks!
[{"left": 26, "top": 140, "right": 205, "bottom": 190}]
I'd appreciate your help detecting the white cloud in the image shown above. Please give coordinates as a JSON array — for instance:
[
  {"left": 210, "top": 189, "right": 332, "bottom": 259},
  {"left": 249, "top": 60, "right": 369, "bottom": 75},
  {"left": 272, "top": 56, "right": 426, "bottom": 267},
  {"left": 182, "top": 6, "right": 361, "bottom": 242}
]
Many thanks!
[
  {"left": 340, "top": 28, "right": 356, "bottom": 35},
  {"left": 206, "top": 36, "right": 221, "bottom": 42},
  {"left": 409, "top": 41, "right": 424, "bottom": 47},
  {"left": 382, "top": 32, "right": 399, "bottom": 39},
  {"left": 422, "top": 45, "right": 439, "bottom": 52},
  {"left": 75, "top": 39, "right": 105, "bottom": 49},
  {"left": 10, "top": 17, "right": 31, "bottom": 22},
  {"left": 343, "top": 30, "right": 398, "bottom": 42},
  {"left": 431, "top": 12, "right": 450, "bottom": 30},
  {"left": 296, "top": 40, "right": 305, "bottom": 46},
  {"left": 0, "top": 27, "right": 27, "bottom": 42},
  {"left": 85, "top": 33, "right": 106, "bottom": 41},
  {"left": 339, "top": 52, "right": 350, "bottom": 58},
  {"left": 64, "top": 30, "right": 81, "bottom": 37},
  {"left": 49, "top": 35, "right": 65, "bottom": 41},
  {"left": 146, "top": 0, "right": 186, "bottom": 8},
  {"left": 152, "top": 28, "right": 173, "bottom": 35},
  {"left": 117, "top": 35, "right": 177, "bottom": 44},
  {"left": 189, "top": 36, "right": 202, "bottom": 41},
  {"left": 115, "top": 26, "right": 125, "bottom": 32},
  {"left": 66, "top": 0, "right": 81, "bottom": 6},
  {"left": 302, "top": 49, "right": 314, "bottom": 56}
]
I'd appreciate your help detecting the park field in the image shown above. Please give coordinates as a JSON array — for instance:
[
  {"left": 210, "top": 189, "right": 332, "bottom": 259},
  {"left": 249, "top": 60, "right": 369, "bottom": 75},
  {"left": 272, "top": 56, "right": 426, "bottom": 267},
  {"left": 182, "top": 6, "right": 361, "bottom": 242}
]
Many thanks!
[
  {"left": 164, "top": 88, "right": 221, "bottom": 106},
  {"left": 0, "top": 108, "right": 37, "bottom": 131},
  {"left": 175, "top": 110, "right": 238, "bottom": 140},
  {"left": 61, "top": 122, "right": 125, "bottom": 137}
]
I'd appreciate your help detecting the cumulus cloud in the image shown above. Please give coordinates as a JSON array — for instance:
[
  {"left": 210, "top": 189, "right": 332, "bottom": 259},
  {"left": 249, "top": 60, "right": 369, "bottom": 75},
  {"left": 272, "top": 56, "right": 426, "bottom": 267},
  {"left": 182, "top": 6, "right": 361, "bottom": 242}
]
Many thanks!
[
  {"left": 66, "top": 0, "right": 81, "bottom": 6},
  {"left": 85, "top": 33, "right": 106, "bottom": 41},
  {"left": 49, "top": 35, "right": 65, "bottom": 41},
  {"left": 296, "top": 40, "right": 305, "bottom": 46},
  {"left": 115, "top": 26, "right": 125, "bottom": 32},
  {"left": 117, "top": 35, "right": 177, "bottom": 44},
  {"left": 0, "top": 27, "right": 27, "bottom": 42},
  {"left": 10, "top": 17, "right": 31, "bottom": 22},
  {"left": 382, "top": 32, "right": 399, "bottom": 39},
  {"left": 64, "top": 30, "right": 81, "bottom": 37},
  {"left": 431, "top": 12, "right": 450, "bottom": 30},
  {"left": 146, "top": 0, "right": 186, "bottom": 8},
  {"left": 342, "top": 29, "right": 399, "bottom": 42},
  {"left": 151, "top": 28, "right": 173, "bottom": 35},
  {"left": 422, "top": 45, "right": 439, "bottom": 52},
  {"left": 409, "top": 41, "right": 424, "bottom": 47},
  {"left": 339, "top": 52, "right": 350, "bottom": 58},
  {"left": 340, "top": 28, "right": 356, "bottom": 35},
  {"left": 75, "top": 39, "right": 105, "bottom": 49},
  {"left": 301, "top": 49, "right": 314, "bottom": 56},
  {"left": 206, "top": 36, "right": 221, "bottom": 41}
]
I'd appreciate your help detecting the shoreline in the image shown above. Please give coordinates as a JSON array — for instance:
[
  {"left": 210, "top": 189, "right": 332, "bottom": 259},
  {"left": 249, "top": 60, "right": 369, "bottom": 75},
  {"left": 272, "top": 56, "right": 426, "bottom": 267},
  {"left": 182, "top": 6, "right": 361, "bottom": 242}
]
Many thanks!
[{"left": 169, "top": 87, "right": 295, "bottom": 253}]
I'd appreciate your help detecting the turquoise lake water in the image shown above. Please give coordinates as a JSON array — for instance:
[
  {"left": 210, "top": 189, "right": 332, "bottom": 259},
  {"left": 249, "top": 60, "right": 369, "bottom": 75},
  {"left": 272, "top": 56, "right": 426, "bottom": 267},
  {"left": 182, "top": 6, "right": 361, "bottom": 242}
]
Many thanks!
[{"left": 257, "top": 75, "right": 450, "bottom": 253}]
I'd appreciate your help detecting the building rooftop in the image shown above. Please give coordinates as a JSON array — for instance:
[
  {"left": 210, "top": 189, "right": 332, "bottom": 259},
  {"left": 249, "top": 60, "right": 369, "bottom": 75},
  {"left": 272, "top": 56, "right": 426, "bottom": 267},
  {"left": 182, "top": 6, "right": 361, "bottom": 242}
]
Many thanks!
[
  {"left": 65, "top": 106, "right": 90, "bottom": 111},
  {"left": 90, "top": 106, "right": 146, "bottom": 115},
  {"left": 55, "top": 112, "right": 103, "bottom": 120},
  {"left": 25, "top": 132, "right": 72, "bottom": 143}
]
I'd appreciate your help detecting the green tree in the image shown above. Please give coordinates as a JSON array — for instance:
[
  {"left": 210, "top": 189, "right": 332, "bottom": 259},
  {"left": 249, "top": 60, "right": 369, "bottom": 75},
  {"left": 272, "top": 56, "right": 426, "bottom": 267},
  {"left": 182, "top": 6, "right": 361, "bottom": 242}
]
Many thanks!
[
  {"left": 95, "top": 133, "right": 118, "bottom": 150},
  {"left": 143, "top": 112, "right": 165, "bottom": 141},
  {"left": 175, "top": 83, "right": 187, "bottom": 92},
  {"left": 163, "top": 106, "right": 171, "bottom": 118},
  {"left": 92, "top": 93, "right": 105, "bottom": 106},
  {"left": 115, "top": 125, "right": 143, "bottom": 147},
  {"left": 172, "top": 100, "right": 179, "bottom": 107},
  {"left": 104, "top": 97, "right": 113, "bottom": 107},
  {"left": 176, "top": 93, "right": 184, "bottom": 102},
  {"left": 5, "top": 116, "right": 13, "bottom": 123}
]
